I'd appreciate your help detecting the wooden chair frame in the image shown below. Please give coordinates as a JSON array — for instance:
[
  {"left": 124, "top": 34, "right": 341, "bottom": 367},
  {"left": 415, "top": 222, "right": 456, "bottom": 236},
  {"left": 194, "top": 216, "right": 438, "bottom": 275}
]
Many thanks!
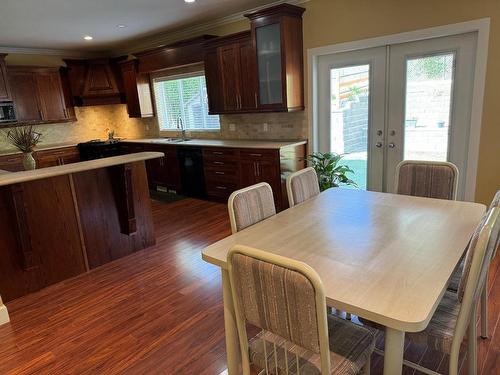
[
  {"left": 286, "top": 167, "right": 319, "bottom": 208},
  {"left": 227, "top": 245, "right": 332, "bottom": 375},
  {"left": 227, "top": 182, "right": 275, "bottom": 234},
  {"left": 394, "top": 160, "right": 460, "bottom": 200}
]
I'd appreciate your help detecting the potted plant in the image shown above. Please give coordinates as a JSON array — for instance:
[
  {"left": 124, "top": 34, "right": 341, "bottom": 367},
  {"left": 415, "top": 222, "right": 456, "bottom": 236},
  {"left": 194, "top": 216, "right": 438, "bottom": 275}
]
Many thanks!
[
  {"left": 308, "top": 152, "right": 357, "bottom": 191},
  {"left": 5, "top": 126, "right": 42, "bottom": 170}
]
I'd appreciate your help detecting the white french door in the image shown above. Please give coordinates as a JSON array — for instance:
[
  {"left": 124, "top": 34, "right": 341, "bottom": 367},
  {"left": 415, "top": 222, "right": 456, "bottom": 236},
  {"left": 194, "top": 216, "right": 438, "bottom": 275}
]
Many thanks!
[{"left": 317, "top": 32, "right": 478, "bottom": 199}]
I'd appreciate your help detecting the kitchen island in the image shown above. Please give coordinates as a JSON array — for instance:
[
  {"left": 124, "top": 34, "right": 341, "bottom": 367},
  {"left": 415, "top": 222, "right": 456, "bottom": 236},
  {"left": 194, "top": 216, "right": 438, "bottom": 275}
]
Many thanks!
[{"left": 0, "top": 152, "right": 163, "bottom": 321}]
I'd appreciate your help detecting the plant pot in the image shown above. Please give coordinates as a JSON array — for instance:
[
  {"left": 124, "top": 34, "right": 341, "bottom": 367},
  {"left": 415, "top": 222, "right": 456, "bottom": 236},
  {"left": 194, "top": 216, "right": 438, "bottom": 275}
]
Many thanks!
[{"left": 22, "top": 152, "right": 36, "bottom": 171}]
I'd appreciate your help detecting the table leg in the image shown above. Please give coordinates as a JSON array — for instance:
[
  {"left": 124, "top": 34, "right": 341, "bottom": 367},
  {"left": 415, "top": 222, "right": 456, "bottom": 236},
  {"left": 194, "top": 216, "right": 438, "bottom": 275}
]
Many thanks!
[
  {"left": 383, "top": 327, "right": 405, "bottom": 375},
  {"left": 222, "top": 269, "right": 241, "bottom": 375}
]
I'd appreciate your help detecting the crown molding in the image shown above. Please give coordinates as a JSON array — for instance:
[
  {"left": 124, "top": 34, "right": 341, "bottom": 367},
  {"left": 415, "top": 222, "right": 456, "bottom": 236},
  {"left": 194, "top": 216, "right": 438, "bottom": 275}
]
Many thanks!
[
  {"left": 111, "top": 0, "right": 310, "bottom": 56},
  {"left": 0, "top": 46, "right": 104, "bottom": 58}
]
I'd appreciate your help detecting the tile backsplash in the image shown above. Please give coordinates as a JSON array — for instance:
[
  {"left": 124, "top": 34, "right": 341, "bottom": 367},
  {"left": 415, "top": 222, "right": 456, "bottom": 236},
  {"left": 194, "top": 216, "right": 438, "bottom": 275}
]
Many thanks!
[
  {"left": 0, "top": 105, "right": 158, "bottom": 153},
  {"left": 161, "top": 111, "right": 308, "bottom": 140},
  {"left": 0, "top": 106, "right": 308, "bottom": 153}
]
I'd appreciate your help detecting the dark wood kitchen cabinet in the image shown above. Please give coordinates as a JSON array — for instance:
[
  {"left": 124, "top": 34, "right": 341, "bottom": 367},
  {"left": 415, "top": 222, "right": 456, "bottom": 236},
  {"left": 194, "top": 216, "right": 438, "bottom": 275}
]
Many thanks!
[
  {"left": 0, "top": 153, "right": 23, "bottom": 172},
  {"left": 245, "top": 4, "right": 305, "bottom": 112},
  {"left": 205, "top": 32, "right": 258, "bottom": 114},
  {"left": 8, "top": 67, "right": 73, "bottom": 124},
  {"left": 204, "top": 4, "right": 305, "bottom": 114},
  {"left": 35, "top": 146, "right": 80, "bottom": 168},
  {"left": 0, "top": 54, "right": 12, "bottom": 101},
  {"left": 143, "top": 145, "right": 181, "bottom": 193},
  {"left": 119, "top": 59, "right": 154, "bottom": 118}
]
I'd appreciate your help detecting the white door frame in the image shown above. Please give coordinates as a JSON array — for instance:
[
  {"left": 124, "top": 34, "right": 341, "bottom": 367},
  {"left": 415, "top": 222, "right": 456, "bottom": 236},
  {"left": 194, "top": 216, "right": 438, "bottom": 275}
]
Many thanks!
[{"left": 308, "top": 18, "right": 490, "bottom": 202}]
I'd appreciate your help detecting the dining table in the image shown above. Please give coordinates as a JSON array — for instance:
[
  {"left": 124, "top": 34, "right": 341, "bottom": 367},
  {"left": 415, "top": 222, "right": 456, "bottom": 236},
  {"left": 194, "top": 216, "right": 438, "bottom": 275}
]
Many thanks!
[{"left": 202, "top": 188, "right": 485, "bottom": 374}]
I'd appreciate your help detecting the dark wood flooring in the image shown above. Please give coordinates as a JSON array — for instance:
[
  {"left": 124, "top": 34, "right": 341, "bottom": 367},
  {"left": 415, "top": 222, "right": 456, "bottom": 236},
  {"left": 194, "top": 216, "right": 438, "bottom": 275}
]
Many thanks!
[{"left": 0, "top": 198, "right": 498, "bottom": 374}]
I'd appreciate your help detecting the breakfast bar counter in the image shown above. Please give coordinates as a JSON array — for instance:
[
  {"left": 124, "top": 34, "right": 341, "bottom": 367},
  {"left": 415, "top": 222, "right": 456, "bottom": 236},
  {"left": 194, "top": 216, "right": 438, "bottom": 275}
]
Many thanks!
[{"left": 0, "top": 152, "right": 163, "bottom": 306}]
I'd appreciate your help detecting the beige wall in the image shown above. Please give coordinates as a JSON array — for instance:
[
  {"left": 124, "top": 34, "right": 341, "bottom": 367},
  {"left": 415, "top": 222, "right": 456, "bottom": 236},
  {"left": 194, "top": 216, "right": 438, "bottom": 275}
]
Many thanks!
[{"left": 2, "top": 0, "right": 499, "bottom": 203}]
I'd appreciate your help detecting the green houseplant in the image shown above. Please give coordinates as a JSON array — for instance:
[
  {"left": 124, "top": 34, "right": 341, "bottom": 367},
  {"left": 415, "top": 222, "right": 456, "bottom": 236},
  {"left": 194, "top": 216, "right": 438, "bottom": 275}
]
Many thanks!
[
  {"left": 308, "top": 152, "right": 357, "bottom": 191},
  {"left": 5, "top": 125, "right": 42, "bottom": 170}
]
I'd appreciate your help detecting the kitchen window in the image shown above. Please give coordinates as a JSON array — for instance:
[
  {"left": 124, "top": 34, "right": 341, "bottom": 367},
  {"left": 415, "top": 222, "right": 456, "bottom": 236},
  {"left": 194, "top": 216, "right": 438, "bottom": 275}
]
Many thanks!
[{"left": 152, "top": 72, "right": 220, "bottom": 131}]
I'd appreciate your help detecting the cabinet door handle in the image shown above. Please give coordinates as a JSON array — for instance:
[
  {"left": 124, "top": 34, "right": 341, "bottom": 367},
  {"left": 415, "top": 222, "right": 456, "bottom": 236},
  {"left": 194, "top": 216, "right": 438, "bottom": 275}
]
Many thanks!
[
  {"left": 249, "top": 153, "right": 262, "bottom": 157},
  {"left": 253, "top": 162, "right": 258, "bottom": 177},
  {"left": 254, "top": 93, "right": 258, "bottom": 108},
  {"left": 213, "top": 161, "right": 224, "bottom": 165},
  {"left": 256, "top": 162, "right": 260, "bottom": 177},
  {"left": 212, "top": 151, "right": 223, "bottom": 155},
  {"left": 216, "top": 186, "right": 227, "bottom": 190},
  {"left": 215, "top": 171, "right": 225, "bottom": 175}
]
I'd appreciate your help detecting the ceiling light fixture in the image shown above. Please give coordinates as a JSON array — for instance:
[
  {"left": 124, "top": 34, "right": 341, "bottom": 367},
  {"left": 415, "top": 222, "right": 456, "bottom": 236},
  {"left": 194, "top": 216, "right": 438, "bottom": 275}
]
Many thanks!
[
  {"left": 184, "top": 0, "right": 196, "bottom": 3},
  {"left": 83, "top": 35, "right": 94, "bottom": 41},
  {"left": 116, "top": 24, "right": 127, "bottom": 28}
]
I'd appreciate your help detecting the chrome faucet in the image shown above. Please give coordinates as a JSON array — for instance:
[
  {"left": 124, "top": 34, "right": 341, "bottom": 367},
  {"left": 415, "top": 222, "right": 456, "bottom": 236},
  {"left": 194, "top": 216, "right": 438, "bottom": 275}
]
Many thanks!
[{"left": 177, "top": 117, "right": 187, "bottom": 140}]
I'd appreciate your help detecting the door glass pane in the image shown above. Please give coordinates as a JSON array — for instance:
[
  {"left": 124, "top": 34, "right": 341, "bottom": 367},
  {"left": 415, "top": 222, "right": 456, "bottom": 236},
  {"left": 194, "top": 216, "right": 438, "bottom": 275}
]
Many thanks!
[
  {"left": 256, "top": 23, "right": 282, "bottom": 105},
  {"left": 404, "top": 53, "right": 455, "bottom": 161},
  {"left": 330, "top": 65, "right": 369, "bottom": 190}
]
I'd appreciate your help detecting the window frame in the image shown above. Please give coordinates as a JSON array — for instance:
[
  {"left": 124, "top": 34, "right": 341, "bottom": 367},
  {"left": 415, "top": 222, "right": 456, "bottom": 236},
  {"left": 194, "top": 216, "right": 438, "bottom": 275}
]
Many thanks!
[{"left": 151, "top": 70, "right": 220, "bottom": 133}]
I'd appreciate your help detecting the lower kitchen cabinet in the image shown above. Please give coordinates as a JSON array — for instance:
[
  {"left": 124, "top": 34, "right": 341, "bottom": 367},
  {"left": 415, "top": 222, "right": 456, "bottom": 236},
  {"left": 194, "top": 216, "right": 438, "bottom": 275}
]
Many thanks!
[
  {"left": 35, "top": 146, "right": 80, "bottom": 168},
  {"left": 142, "top": 145, "right": 181, "bottom": 193},
  {"left": 0, "top": 154, "right": 23, "bottom": 172}
]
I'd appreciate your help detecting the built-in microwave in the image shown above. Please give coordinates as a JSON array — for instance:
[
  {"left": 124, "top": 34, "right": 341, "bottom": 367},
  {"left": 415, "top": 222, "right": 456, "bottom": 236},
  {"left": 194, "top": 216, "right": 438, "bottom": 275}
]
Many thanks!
[{"left": 0, "top": 102, "right": 17, "bottom": 123}]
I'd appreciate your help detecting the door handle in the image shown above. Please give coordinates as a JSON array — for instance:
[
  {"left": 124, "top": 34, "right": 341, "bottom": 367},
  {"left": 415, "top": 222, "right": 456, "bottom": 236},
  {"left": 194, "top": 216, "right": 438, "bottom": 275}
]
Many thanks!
[
  {"left": 375, "top": 142, "right": 383, "bottom": 148},
  {"left": 388, "top": 143, "right": 396, "bottom": 148}
]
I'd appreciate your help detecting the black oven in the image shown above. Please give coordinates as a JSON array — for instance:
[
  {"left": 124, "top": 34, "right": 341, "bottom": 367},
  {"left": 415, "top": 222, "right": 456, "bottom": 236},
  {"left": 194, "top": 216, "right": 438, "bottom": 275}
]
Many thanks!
[{"left": 0, "top": 102, "right": 16, "bottom": 123}]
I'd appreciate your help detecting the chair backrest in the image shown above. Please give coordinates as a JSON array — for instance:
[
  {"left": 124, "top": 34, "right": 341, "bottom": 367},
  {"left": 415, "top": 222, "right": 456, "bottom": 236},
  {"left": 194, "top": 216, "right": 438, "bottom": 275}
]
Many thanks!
[
  {"left": 395, "top": 160, "right": 459, "bottom": 200},
  {"left": 227, "top": 245, "right": 331, "bottom": 375},
  {"left": 228, "top": 182, "right": 276, "bottom": 234},
  {"left": 449, "top": 207, "right": 500, "bottom": 374},
  {"left": 286, "top": 167, "right": 321, "bottom": 207},
  {"left": 490, "top": 190, "right": 500, "bottom": 258}
]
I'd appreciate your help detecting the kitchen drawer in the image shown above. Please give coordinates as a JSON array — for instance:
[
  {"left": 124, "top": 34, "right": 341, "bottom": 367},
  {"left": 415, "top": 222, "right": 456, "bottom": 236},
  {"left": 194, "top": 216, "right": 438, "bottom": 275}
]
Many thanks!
[
  {"left": 206, "top": 181, "right": 238, "bottom": 199},
  {"left": 239, "top": 149, "right": 278, "bottom": 161},
  {"left": 120, "top": 143, "right": 145, "bottom": 154},
  {"left": 0, "top": 154, "right": 23, "bottom": 172},
  {"left": 36, "top": 146, "right": 80, "bottom": 167},
  {"left": 204, "top": 167, "right": 239, "bottom": 183},
  {"left": 204, "top": 158, "right": 238, "bottom": 169},
  {"left": 202, "top": 147, "right": 239, "bottom": 160}
]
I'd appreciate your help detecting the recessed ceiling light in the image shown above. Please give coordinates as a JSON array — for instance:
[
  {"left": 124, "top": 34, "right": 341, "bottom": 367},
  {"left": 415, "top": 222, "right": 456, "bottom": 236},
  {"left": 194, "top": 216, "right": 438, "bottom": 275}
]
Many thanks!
[
  {"left": 116, "top": 24, "right": 127, "bottom": 28},
  {"left": 83, "top": 35, "right": 93, "bottom": 41},
  {"left": 184, "top": 0, "right": 195, "bottom": 3}
]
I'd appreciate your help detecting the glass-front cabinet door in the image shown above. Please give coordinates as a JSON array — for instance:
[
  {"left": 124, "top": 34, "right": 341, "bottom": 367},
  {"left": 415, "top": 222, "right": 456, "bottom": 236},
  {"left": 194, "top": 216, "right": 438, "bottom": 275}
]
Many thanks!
[{"left": 255, "top": 23, "right": 283, "bottom": 106}]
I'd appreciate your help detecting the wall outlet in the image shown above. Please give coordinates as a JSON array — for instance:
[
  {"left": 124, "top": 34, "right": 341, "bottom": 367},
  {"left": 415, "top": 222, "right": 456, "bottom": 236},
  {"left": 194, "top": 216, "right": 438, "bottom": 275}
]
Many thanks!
[
  {"left": 229, "top": 123, "right": 236, "bottom": 132},
  {"left": 263, "top": 123, "right": 269, "bottom": 132}
]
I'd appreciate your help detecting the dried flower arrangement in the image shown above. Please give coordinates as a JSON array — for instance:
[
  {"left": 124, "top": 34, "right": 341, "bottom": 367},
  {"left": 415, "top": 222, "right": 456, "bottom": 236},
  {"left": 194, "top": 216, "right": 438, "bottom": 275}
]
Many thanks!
[{"left": 6, "top": 125, "right": 42, "bottom": 153}]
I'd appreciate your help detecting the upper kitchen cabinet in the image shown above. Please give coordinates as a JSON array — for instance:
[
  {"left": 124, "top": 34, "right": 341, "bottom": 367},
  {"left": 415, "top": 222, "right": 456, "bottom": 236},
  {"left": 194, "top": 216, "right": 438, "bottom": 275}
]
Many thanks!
[
  {"left": 7, "top": 67, "right": 73, "bottom": 124},
  {"left": 204, "top": 3, "right": 305, "bottom": 114},
  {"left": 245, "top": 4, "right": 305, "bottom": 112},
  {"left": 0, "top": 54, "right": 12, "bottom": 101},
  {"left": 119, "top": 59, "right": 154, "bottom": 118},
  {"left": 64, "top": 58, "right": 126, "bottom": 106},
  {"left": 205, "top": 32, "right": 258, "bottom": 114}
]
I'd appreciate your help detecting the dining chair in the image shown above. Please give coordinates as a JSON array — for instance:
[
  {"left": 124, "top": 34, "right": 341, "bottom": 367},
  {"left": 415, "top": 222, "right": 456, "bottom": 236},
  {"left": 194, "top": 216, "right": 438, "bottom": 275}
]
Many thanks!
[
  {"left": 228, "top": 182, "right": 276, "bottom": 234},
  {"left": 286, "top": 167, "right": 321, "bottom": 207},
  {"left": 447, "top": 189, "right": 500, "bottom": 339},
  {"left": 394, "top": 160, "right": 459, "bottom": 200},
  {"left": 227, "top": 245, "right": 376, "bottom": 375},
  {"left": 362, "top": 207, "right": 499, "bottom": 375}
]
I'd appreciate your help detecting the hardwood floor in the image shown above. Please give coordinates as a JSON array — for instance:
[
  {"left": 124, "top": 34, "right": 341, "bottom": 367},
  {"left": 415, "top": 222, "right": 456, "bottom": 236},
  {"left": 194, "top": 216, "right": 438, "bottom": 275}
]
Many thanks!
[{"left": 0, "top": 198, "right": 498, "bottom": 374}]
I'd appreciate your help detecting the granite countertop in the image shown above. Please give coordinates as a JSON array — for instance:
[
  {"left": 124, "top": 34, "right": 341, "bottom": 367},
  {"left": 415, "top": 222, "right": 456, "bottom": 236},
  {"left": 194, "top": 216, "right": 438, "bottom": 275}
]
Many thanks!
[
  {"left": 0, "top": 152, "right": 163, "bottom": 187},
  {"left": 122, "top": 138, "right": 307, "bottom": 149}
]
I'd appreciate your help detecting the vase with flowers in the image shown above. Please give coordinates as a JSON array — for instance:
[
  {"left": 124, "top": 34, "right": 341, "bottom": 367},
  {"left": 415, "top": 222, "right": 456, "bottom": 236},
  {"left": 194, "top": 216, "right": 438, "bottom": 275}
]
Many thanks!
[{"left": 6, "top": 126, "right": 42, "bottom": 170}]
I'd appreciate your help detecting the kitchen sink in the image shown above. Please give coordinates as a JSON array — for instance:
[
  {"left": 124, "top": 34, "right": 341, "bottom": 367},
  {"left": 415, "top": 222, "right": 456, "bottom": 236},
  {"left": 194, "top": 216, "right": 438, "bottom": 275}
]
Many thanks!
[{"left": 153, "top": 138, "right": 189, "bottom": 143}]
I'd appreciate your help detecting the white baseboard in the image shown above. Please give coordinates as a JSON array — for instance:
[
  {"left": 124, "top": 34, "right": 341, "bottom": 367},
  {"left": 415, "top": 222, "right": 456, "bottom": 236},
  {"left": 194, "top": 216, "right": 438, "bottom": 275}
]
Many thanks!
[{"left": 0, "top": 304, "right": 9, "bottom": 325}]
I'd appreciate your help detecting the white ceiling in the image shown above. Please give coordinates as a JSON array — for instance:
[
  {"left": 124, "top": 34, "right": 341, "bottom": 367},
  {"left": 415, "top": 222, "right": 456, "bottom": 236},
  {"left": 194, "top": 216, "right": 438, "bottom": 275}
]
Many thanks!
[{"left": 0, "top": 0, "right": 278, "bottom": 53}]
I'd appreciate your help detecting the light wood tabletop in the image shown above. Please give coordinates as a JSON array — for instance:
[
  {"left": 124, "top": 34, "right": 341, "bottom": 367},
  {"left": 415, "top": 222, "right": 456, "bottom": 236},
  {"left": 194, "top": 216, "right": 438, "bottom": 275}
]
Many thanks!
[{"left": 202, "top": 188, "right": 485, "bottom": 375}]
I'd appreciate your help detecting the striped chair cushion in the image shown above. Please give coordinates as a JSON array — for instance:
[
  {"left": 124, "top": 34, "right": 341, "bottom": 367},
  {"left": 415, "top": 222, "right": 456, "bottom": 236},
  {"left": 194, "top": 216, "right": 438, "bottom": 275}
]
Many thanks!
[
  {"left": 290, "top": 168, "right": 320, "bottom": 206},
  {"left": 447, "top": 256, "right": 465, "bottom": 292},
  {"left": 397, "top": 162, "right": 457, "bottom": 200},
  {"left": 249, "top": 315, "right": 376, "bottom": 375},
  {"left": 232, "top": 184, "right": 276, "bottom": 232},
  {"left": 407, "top": 291, "right": 460, "bottom": 354},
  {"left": 232, "top": 253, "right": 321, "bottom": 353}
]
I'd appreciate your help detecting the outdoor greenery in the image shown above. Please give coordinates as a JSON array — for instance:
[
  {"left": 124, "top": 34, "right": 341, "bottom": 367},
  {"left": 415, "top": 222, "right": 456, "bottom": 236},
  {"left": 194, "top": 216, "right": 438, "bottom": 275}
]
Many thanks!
[
  {"left": 308, "top": 152, "right": 357, "bottom": 191},
  {"left": 408, "top": 54, "right": 453, "bottom": 80}
]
